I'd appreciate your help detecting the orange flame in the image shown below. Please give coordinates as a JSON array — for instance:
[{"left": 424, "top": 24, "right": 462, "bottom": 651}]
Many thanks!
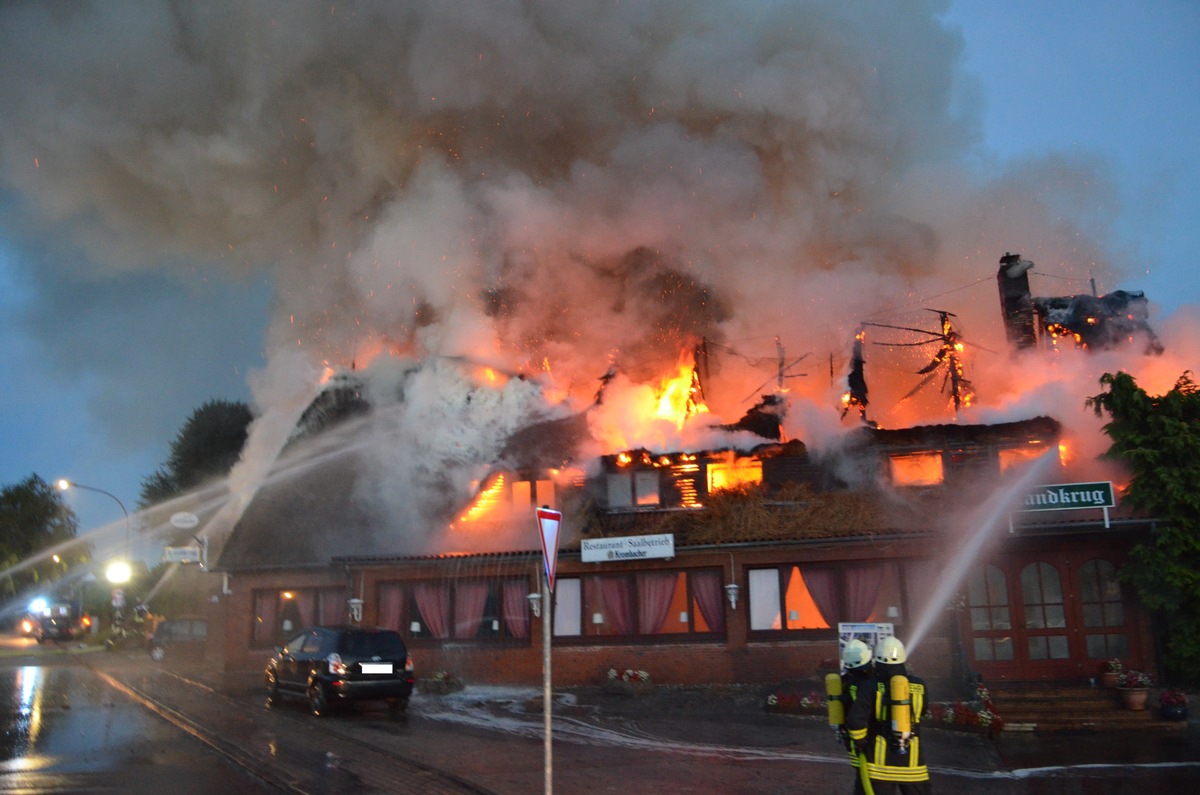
[
  {"left": 654, "top": 354, "right": 709, "bottom": 427},
  {"left": 456, "top": 474, "right": 507, "bottom": 524}
]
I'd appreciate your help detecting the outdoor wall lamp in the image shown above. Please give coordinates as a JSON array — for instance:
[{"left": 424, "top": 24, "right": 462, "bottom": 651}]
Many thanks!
[
  {"left": 527, "top": 592, "right": 543, "bottom": 618},
  {"left": 724, "top": 583, "right": 739, "bottom": 610}
]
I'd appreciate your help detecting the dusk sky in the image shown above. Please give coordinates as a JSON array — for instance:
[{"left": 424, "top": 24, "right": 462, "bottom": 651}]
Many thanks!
[{"left": 1, "top": 1, "right": 1196, "bottom": 546}]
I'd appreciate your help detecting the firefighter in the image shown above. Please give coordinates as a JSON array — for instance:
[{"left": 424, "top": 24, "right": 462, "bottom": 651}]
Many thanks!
[
  {"left": 846, "top": 636, "right": 932, "bottom": 794},
  {"left": 825, "top": 638, "right": 875, "bottom": 793}
]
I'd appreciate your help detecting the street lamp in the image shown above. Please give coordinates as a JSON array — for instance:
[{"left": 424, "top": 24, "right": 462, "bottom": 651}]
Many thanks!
[{"left": 55, "top": 479, "right": 131, "bottom": 585}]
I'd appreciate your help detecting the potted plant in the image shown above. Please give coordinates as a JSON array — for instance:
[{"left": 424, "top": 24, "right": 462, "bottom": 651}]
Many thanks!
[
  {"left": 1116, "top": 669, "right": 1153, "bottom": 710},
  {"left": 1159, "top": 688, "right": 1189, "bottom": 721},
  {"left": 1099, "top": 658, "right": 1123, "bottom": 688},
  {"left": 605, "top": 667, "right": 654, "bottom": 697}
]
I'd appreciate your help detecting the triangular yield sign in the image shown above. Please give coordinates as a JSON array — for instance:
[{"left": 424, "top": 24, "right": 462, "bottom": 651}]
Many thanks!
[{"left": 536, "top": 507, "right": 563, "bottom": 593}]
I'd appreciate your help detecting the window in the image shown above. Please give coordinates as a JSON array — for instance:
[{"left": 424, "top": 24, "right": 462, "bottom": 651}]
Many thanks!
[
  {"left": 252, "top": 587, "right": 347, "bottom": 645},
  {"left": 552, "top": 569, "right": 726, "bottom": 639},
  {"left": 707, "top": 459, "right": 763, "bottom": 492},
  {"left": 998, "top": 444, "right": 1049, "bottom": 473},
  {"left": 606, "top": 471, "right": 661, "bottom": 509},
  {"left": 1021, "top": 561, "right": 1070, "bottom": 661},
  {"left": 376, "top": 578, "right": 534, "bottom": 642},
  {"left": 1079, "top": 559, "right": 1128, "bottom": 659},
  {"left": 966, "top": 564, "right": 1014, "bottom": 662},
  {"left": 889, "top": 453, "right": 943, "bottom": 486},
  {"left": 748, "top": 562, "right": 902, "bottom": 633}
]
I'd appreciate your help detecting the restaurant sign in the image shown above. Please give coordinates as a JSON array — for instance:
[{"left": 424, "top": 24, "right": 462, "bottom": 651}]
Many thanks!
[
  {"left": 1020, "top": 481, "right": 1115, "bottom": 511},
  {"left": 1014, "top": 481, "right": 1116, "bottom": 530},
  {"left": 581, "top": 533, "right": 675, "bottom": 563}
]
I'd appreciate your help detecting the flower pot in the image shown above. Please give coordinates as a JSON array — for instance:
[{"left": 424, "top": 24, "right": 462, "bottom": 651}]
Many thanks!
[
  {"left": 1100, "top": 671, "right": 1121, "bottom": 688},
  {"left": 1118, "top": 687, "right": 1149, "bottom": 711},
  {"left": 1161, "top": 704, "right": 1189, "bottom": 721}
]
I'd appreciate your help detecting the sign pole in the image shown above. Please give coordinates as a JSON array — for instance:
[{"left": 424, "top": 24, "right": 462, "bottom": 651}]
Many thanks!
[
  {"left": 535, "top": 505, "right": 562, "bottom": 795},
  {"left": 542, "top": 569, "right": 553, "bottom": 795}
]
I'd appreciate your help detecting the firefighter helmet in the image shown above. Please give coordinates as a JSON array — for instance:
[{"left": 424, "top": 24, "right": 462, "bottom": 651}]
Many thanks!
[
  {"left": 874, "top": 635, "right": 907, "bottom": 664},
  {"left": 841, "top": 638, "right": 872, "bottom": 670}
]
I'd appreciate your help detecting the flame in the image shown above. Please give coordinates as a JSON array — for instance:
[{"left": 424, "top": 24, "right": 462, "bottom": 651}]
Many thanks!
[
  {"left": 457, "top": 473, "right": 507, "bottom": 524},
  {"left": 654, "top": 352, "right": 709, "bottom": 427},
  {"left": 707, "top": 455, "right": 763, "bottom": 492}
]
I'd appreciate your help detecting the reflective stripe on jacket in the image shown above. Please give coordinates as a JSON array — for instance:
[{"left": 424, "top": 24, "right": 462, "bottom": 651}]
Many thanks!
[{"left": 846, "top": 675, "right": 929, "bottom": 783}]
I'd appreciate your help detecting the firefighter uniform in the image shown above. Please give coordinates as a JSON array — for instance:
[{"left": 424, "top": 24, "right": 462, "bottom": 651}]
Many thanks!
[
  {"left": 846, "top": 638, "right": 932, "bottom": 794},
  {"left": 827, "top": 638, "right": 875, "bottom": 794}
]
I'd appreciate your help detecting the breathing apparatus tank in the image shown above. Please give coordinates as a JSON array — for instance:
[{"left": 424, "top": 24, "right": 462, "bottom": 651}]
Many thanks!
[
  {"left": 890, "top": 674, "right": 912, "bottom": 752},
  {"left": 825, "top": 673, "right": 845, "bottom": 727},
  {"left": 875, "top": 636, "right": 912, "bottom": 754}
]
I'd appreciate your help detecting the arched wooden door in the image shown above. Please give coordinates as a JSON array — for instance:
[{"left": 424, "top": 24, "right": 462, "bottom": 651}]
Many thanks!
[{"left": 963, "top": 552, "right": 1144, "bottom": 681}]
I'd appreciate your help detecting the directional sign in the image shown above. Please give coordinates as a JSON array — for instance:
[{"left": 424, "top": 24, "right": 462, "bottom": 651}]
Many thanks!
[
  {"left": 163, "top": 546, "right": 202, "bottom": 564},
  {"left": 536, "top": 507, "right": 563, "bottom": 593}
]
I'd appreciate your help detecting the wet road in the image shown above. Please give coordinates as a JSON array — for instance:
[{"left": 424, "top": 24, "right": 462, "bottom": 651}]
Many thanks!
[
  {"left": 0, "top": 654, "right": 276, "bottom": 793},
  {"left": 0, "top": 638, "right": 1197, "bottom": 793}
]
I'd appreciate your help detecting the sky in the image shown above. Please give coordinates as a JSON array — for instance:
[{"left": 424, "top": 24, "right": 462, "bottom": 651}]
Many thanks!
[{"left": 0, "top": 1, "right": 1197, "bottom": 546}]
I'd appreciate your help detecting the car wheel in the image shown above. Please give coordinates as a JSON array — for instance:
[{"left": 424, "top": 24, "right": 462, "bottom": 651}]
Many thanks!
[
  {"left": 387, "top": 697, "right": 408, "bottom": 717},
  {"left": 149, "top": 645, "right": 166, "bottom": 662},
  {"left": 308, "top": 683, "right": 330, "bottom": 717},
  {"left": 265, "top": 673, "right": 281, "bottom": 708}
]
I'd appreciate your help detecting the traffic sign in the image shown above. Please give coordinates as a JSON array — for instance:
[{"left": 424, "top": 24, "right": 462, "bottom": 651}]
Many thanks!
[{"left": 536, "top": 507, "right": 563, "bottom": 593}]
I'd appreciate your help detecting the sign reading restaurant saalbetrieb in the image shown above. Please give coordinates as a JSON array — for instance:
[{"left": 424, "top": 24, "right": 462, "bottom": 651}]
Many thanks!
[
  {"left": 1021, "top": 481, "right": 1115, "bottom": 512},
  {"left": 581, "top": 534, "right": 675, "bottom": 563}
]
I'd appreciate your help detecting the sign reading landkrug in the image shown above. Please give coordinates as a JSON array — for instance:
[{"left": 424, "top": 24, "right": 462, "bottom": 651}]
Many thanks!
[
  {"left": 581, "top": 533, "right": 675, "bottom": 563},
  {"left": 1021, "top": 481, "right": 1115, "bottom": 512}
]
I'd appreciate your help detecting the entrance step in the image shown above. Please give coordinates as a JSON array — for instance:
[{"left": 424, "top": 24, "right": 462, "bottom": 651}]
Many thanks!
[{"left": 986, "top": 682, "right": 1188, "bottom": 733}]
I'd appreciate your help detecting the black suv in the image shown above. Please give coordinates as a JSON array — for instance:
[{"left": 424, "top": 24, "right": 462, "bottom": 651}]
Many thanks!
[
  {"left": 34, "top": 616, "right": 75, "bottom": 643},
  {"left": 147, "top": 617, "right": 207, "bottom": 662},
  {"left": 265, "top": 626, "right": 415, "bottom": 716}
]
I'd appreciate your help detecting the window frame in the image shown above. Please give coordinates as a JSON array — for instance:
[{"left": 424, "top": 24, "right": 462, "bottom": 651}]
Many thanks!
[
  {"left": 746, "top": 562, "right": 908, "bottom": 639},
  {"left": 551, "top": 567, "right": 727, "bottom": 644},
  {"left": 377, "top": 576, "right": 536, "bottom": 646}
]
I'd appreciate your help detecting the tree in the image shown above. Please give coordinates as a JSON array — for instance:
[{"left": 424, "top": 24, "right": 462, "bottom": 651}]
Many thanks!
[
  {"left": 1086, "top": 370, "right": 1200, "bottom": 682},
  {"left": 0, "top": 475, "right": 87, "bottom": 599},
  {"left": 140, "top": 399, "right": 253, "bottom": 506}
]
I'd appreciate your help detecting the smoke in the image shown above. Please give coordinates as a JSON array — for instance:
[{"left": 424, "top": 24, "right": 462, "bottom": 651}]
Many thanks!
[{"left": 0, "top": 2, "right": 1181, "bottom": 544}]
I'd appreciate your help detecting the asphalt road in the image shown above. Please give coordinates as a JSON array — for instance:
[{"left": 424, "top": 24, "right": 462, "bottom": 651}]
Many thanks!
[{"left": 1, "top": 636, "right": 1198, "bottom": 794}]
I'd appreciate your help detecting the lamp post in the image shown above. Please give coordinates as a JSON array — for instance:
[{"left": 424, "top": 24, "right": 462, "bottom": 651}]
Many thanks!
[{"left": 55, "top": 479, "right": 131, "bottom": 585}]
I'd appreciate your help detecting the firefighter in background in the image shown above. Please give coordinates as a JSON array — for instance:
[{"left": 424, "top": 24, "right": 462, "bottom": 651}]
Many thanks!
[
  {"left": 826, "top": 638, "right": 875, "bottom": 793},
  {"left": 846, "top": 636, "right": 932, "bottom": 794}
]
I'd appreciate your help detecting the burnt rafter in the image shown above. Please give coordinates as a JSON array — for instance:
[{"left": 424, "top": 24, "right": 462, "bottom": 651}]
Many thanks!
[
  {"left": 841, "top": 324, "right": 869, "bottom": 421},
  {"left": 860, "top": 309, "right": 978, "bottom": 415}
]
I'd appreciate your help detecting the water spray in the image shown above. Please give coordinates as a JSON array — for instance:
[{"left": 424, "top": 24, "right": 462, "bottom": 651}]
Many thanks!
[{"left": 905, "top": 451, "right": 1059, "bottom": 655}]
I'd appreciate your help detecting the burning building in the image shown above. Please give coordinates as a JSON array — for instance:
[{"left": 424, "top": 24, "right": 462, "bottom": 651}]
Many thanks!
[
  {"left": 209, "top": 355, "right": 1157, "bottom": 697},
  {"left": 997, "top": 252, "right": 1164, "bottom": 354}
]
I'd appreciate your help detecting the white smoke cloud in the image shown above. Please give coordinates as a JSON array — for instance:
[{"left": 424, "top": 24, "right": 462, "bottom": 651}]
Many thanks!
[{"left": 1, "top": 1, "right": 1183, "bottom": 542}]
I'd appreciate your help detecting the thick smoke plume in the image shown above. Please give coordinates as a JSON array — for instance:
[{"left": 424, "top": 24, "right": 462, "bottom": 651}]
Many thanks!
[{"left": 1, "top": 2, "right": 1185, "bottom": 549}]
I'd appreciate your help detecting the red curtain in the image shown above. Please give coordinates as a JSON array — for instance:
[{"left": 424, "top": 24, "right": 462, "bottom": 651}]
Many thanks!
[
  {"left": 637, "top": 573, "right": 678, "bottom": 634},
  {"left": 691, "top": 570, "right": 726, "bottom": 633},
  {"left": 502, "top": 580, "right": 531, "bottom": 639},
  {"left": 592, "top": 577, "right": 633, "bottom": 635},
  {"left": 377, "top": 583, "right": 403, "bottom": 631},
  {"left": 253, "top": 592, "right": 277, "bottom": 644},
  {"left": 454, "top": 581, "right": 489, "bottom": 638},
  {"left": 414, "top": 582, "right": 451, "bottom": 638},
  {"left": 798, "top": 565, "right": 840, "bottom": 626},
  {"left": 844, "top": 563, "right": 884, "bottom": 622}
]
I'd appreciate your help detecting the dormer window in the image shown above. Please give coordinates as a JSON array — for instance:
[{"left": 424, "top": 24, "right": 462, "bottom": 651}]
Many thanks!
[{"left": 889, "top": 452, "right": 944, "bottom": 486}]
